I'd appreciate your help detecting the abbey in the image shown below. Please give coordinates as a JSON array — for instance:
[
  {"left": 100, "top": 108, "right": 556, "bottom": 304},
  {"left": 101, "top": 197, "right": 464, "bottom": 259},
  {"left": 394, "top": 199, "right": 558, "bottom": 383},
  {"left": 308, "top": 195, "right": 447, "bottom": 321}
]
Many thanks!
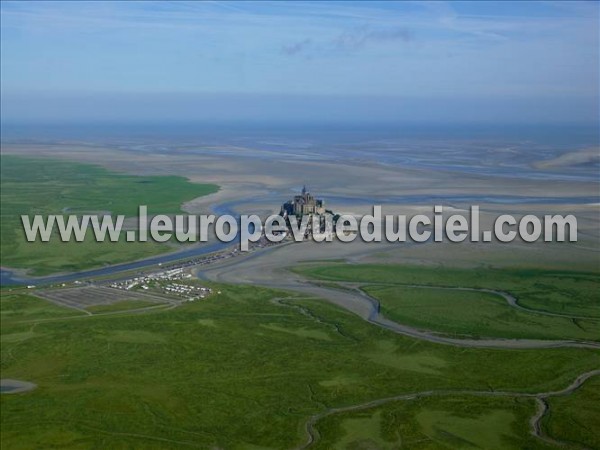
[{"left": 280, "top": 186, "right": 326, "bottom": 217}]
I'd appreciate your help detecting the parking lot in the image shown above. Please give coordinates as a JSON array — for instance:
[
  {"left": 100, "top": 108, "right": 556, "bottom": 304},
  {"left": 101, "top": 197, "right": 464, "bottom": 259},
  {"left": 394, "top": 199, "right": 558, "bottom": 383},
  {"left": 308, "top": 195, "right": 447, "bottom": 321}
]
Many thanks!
[{"left": 34, "top": 285, "right": 170, "bottom": 311}]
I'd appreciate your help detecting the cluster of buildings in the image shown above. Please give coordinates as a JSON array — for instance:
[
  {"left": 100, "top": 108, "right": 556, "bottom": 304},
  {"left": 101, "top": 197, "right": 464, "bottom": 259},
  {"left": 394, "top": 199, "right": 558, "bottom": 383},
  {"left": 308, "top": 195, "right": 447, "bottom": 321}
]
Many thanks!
[
  {"left": 280, "top": 186, "right": 336, "bottom": 238},
  {"left": 109, "top": 268, "right": 192, "bottom": 292},
  {"left": 107, "top": 268, "right": 213, "bottom": 302},
  {"left": 163, "top": 283, "right": 210, "bottom": 301},
  {"left": 280, "top": 185, "right": 326, "bottom": 217}
]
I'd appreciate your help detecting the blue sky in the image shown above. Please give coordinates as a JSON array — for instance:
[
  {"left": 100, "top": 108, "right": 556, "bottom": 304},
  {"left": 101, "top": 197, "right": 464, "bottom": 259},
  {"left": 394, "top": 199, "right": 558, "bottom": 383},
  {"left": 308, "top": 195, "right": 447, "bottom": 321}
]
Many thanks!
[{"left": 1, "top": 1, "right": 598, "bottom": 124}]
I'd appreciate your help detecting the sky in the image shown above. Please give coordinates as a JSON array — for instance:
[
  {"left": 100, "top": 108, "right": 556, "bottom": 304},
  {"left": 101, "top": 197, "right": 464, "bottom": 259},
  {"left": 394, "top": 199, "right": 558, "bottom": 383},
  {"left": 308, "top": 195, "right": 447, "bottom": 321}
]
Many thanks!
[{"left": 1, "top": 1, "right": 598, "bottom": 125}]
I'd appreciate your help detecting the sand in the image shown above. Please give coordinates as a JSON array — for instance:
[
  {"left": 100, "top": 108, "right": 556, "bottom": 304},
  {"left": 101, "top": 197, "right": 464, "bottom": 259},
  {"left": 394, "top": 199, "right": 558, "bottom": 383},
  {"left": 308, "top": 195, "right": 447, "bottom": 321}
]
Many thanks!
[{"left": 1, "top": 139, "right": 598, "bottom": 273}]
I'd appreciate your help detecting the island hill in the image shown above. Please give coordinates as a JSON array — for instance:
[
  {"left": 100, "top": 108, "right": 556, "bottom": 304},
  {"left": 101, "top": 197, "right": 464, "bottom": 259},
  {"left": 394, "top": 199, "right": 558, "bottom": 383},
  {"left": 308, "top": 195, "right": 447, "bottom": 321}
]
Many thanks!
[
  {"left": 280, "top": 185, "right": 326, "bottom": 216},
  {"left": 279, "top": 186, "right": 339, "bottom": 237}
]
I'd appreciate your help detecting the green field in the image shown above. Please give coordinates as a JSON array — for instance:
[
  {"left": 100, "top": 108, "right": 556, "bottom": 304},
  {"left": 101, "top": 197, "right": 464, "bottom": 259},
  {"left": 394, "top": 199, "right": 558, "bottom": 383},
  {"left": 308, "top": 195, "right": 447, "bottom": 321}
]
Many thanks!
[
  {"left": 362, "top": 285, "right": 599, "bottom": 341},
  {"left": 85, "top": 299, "right": 163, "bottom": 314},
  {"left": 1, "top": 284, "right": 599, "bottom": 449},
  {"left": 313, "top": 396, "right": 548, "bottom": 450},
  {"left": 1, "top": 291, "right": 85, "bottom": 322},
  {"left": 543, "top": 375, "right": 600, "bottom": 449},
  {"left": 0, "top": 155, "right": 218, "bottom": 275},
  {"left": 295, "top": 264, "right": 600, "bottom": 320}
]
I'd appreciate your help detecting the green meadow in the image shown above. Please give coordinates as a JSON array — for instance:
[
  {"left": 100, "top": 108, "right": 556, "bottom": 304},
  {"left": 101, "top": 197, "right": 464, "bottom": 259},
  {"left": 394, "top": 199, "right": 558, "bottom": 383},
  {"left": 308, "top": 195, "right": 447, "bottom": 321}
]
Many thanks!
[
  {"left": 295, "top": 264, "right": 600, "bottom": 341},
  {"left": 85, "top": 299, "right": 162, "bottom": 314},
  {"left": 1, "top": 284, "right": 599, "bottom": 449},
  {"left": 0, "top": 291, "right": 83, "bottom": 322},
  {"left": 312, "top": 396, "right": 548, "bottom": 450},
  {"left": 544, "top": 375, "right": 600, "bottom": 449},
  {"left": 363, "top": 285, "right": 599, "bottom": 341},
  {"left": 0, "top": 155, "right": 218, "bottom": 275}
]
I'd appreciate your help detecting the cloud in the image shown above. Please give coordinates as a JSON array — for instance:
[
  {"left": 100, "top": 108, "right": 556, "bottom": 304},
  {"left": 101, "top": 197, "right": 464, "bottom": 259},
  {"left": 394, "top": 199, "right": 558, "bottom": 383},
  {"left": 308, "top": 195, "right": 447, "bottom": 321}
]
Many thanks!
[
  {"left": 334, "top": 26, "right": 413, "bottom": 50},
  {"left": 282, "top": 25, "right": 413, "bottom": 57},
  {"left": 281, "top": 38, "right": 312, "bottom": 56}
]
